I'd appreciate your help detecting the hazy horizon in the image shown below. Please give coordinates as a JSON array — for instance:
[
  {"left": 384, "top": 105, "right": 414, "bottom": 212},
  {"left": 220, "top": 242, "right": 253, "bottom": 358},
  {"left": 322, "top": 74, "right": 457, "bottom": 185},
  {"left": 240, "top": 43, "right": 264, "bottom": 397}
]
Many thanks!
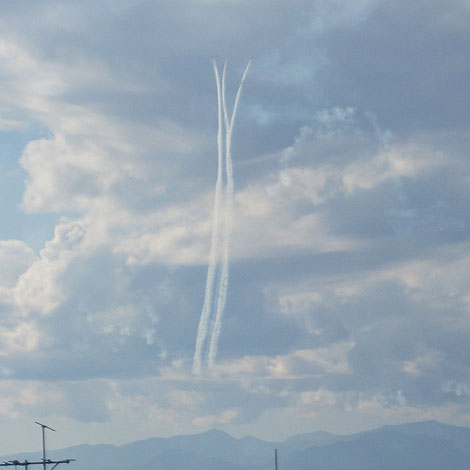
[{"left": 3, "top": 419, "right": 468, "bottom": 456}]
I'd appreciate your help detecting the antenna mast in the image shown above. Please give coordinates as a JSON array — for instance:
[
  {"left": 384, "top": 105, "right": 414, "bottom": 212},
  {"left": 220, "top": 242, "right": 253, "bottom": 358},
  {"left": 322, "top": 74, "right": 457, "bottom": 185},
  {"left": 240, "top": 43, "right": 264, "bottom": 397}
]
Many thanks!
[{"left": 35, "top": 422, "right": 55, "bottom": 470}]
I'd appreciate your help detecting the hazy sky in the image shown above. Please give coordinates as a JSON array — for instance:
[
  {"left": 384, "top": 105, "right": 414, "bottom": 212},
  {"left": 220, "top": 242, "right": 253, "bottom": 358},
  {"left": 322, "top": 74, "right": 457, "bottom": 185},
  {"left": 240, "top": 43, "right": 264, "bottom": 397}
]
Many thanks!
[{"left": 1, "top": 0, "right": 470, "bottom": 455}]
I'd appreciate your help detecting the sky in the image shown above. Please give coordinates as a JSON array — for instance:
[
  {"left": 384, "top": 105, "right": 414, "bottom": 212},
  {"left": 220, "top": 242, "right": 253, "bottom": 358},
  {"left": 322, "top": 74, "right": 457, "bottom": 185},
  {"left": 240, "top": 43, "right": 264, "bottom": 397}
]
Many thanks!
[{"left": 1, "top": 0, "right": 470, "bottom": 455}]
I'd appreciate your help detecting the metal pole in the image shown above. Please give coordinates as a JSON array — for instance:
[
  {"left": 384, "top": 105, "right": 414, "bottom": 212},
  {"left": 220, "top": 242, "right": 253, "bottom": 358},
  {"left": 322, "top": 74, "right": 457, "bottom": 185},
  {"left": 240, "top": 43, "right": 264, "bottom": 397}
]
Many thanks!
[
  {"left": 275, "top": 449, "right": 278, "bottom": 470},
  {"left": 41, "top": 427, "right": 46, "bottom": 470},
  {"left": 35, "top": 422, "right": 56, "bottom": 470}
]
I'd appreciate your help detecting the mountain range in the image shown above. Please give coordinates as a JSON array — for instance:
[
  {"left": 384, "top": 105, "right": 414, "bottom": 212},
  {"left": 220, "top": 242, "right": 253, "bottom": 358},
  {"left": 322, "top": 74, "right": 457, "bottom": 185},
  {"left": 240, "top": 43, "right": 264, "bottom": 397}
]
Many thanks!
[{"left": 3, "top": 420, "right": 470, "bottom": 470}]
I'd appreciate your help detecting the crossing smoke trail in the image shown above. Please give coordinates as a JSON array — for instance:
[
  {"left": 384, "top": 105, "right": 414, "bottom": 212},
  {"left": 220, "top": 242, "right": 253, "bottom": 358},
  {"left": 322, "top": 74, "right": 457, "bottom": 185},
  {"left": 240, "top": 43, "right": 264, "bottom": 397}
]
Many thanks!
[
  {"left": 192, "top": 60, "right": 225, "bottom": 375},
  {"left": 207, "top": 60, "right": 251, "bottom": 371},
  {"left": 192, "top": 60, "right": 251, "bottom": 375}
]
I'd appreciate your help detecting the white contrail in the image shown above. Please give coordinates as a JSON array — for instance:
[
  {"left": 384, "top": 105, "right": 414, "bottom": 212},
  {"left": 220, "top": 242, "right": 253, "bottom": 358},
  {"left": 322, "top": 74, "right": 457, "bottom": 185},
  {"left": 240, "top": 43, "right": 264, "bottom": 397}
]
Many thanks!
[
  {"left": 193, "top": 60, "right": 250, "bottom": 374},
  {"left": 207, "top": 60, "right": 251, "bottom": 371},
  {"left": 192, "top": 60, "right": 225, "bottom": 375},
  {"left": 207, "top": 60, "right": 232, "bottom": 371}
]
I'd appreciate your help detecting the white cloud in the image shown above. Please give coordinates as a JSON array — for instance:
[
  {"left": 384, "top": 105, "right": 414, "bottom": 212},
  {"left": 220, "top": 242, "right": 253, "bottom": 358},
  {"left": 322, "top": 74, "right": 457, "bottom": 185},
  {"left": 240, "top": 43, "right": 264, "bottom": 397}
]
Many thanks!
[
  {"left": 341, "top": 144, "right": 442, "bottom": 194},
  {"left": 14, "top": 220, "right": 87, "bottom": 316},
  {"left": 0, "top": 240, "right": 36, "bottom": 287},
  {"left": 192, "top": 408, "right": 240, "bottom": 427},
  {"left": 0, "top": 322, "right": 41, "bottom": 357},
  {"left": 213, "top": 342, "right": 354, "bottom": 378}
]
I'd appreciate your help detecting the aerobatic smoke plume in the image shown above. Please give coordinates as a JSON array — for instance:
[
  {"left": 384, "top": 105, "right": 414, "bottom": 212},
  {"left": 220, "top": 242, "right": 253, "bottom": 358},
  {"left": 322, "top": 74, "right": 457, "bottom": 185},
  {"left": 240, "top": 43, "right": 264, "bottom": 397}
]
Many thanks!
[{"left": 192, "top": 60, "right": 251, "bottom": 375}]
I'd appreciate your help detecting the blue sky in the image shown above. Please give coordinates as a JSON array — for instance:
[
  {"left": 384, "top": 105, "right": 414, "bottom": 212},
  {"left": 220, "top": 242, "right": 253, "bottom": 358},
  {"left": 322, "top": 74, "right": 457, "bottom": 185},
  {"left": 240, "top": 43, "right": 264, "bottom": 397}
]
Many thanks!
[{"left": 1, "top": 0, "right": 470, "bottom": 455}]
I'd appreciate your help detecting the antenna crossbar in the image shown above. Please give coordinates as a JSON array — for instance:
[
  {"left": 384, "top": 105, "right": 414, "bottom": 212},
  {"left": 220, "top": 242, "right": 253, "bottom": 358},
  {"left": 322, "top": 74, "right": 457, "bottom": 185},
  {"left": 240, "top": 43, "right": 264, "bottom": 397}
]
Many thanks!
[{"left": 0, "top": 460, "right": 74, "bottom": 467}]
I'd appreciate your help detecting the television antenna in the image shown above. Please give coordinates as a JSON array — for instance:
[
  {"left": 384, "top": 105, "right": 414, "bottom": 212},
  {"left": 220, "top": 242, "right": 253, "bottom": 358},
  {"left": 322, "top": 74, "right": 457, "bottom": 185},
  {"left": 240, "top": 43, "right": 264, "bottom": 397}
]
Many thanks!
[{"left": 0, "top": 423, "right": 75, "bottom": 470}]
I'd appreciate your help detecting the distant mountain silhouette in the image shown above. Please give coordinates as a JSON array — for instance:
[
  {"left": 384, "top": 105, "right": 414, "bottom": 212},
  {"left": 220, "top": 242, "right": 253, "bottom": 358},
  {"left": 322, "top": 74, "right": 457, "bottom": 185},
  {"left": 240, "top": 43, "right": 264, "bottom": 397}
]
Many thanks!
[{"left": 3, "top": 420, "right": 469, "bottom": 470}]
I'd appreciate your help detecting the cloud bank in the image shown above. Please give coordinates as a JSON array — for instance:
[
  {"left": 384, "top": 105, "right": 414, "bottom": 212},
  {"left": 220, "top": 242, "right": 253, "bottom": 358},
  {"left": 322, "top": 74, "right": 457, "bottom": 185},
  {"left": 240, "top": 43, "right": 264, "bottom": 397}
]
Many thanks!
[{"left": 0, "top": 0, "right": 469, "bottom": 453}]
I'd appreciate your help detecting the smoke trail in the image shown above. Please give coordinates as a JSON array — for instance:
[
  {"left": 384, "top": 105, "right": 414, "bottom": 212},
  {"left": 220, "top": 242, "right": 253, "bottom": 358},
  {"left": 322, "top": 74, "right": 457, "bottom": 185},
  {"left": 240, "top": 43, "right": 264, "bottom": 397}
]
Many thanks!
[
  {"left": 192, "top": 60, "right": 225, "bottom": 375},
  {"left": 207, "top": 61, "right": 251, "bottom": 371},
  {"left": 207, "top": 61, "right": 232, "bottom": 371}
]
